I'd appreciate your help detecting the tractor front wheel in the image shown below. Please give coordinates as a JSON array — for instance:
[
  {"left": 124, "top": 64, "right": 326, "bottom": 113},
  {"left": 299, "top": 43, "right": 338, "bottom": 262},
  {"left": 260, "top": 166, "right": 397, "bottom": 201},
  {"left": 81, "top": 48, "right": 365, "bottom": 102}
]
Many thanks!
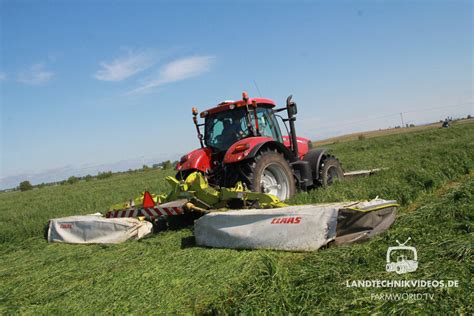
[
  {"left": 241, "top": 150, "right": 296, "bottom": 201},
  {"left": 319, "top": 156, "right": 344, "bottom": 186}
]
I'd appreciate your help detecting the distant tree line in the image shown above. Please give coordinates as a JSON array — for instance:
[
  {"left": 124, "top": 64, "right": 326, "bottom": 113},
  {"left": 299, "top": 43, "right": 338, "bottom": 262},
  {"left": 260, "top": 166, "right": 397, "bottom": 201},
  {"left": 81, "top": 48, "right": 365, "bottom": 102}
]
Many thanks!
[
  {"left": 14, "top": 159, "right": 179, "bottom": 192},
  {"left": 19, "top": 181, "right": 33, "bottom": 192},
  {"left": 143, "top": 160, "right": 177, "bottom": 171},
  {"left": 16, "top": 171, "right": 114, "bottom": 191}
]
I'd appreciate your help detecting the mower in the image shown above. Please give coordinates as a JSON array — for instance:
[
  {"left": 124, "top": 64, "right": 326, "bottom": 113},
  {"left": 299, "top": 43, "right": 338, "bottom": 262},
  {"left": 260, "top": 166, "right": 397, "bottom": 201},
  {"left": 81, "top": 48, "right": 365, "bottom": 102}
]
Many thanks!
[{"left": 176, "top": 92, "right": 344, "bottom": 201}]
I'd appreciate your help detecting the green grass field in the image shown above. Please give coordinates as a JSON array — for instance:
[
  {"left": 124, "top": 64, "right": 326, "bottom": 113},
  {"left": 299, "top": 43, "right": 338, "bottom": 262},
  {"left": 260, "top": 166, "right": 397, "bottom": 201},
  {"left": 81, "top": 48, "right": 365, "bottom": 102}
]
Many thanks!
[{"left": 1, "top": 122, "right": 473, "bottom": 314}]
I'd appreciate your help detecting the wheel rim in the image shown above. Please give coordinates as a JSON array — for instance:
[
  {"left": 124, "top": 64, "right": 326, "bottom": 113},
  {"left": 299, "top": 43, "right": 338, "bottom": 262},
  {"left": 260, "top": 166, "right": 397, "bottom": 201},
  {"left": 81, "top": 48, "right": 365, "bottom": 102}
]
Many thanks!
[
  {"left": 260, "top": 163, "right": 290, "bottom": 200},
  {"left": 326, "top": 166, "right": 340, "bottom": 185}
]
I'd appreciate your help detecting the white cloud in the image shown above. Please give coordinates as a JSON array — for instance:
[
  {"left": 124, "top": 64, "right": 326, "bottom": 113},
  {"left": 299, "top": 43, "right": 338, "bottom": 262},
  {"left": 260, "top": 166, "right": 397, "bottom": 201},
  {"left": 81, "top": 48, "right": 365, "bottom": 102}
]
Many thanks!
[
  {"left": 18, "top": 63, "right": 54, "bottom": 85},
  {"left": 129, "top": 55, "right": 214, "bottom": 94},
  {"left": 94, "top": 51, "right": 154, "bottom": 81}
]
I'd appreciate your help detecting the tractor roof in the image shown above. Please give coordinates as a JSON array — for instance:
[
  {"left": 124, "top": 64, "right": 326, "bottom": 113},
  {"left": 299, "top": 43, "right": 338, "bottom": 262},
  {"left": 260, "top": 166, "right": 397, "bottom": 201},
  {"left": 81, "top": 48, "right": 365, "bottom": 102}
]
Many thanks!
[{"left": 200, "top": 98, "right": 276, "bottom": 118}]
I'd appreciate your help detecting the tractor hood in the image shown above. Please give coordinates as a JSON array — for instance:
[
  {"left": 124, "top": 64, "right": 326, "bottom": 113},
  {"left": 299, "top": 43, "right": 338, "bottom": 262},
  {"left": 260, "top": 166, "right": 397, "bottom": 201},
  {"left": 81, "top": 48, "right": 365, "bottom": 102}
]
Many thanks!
[
  {"left": 282, "top": 136, "right": 312, "bottom": 159},
  {"left": 176, "top": 147, "right": 212, "bottom": 174}
]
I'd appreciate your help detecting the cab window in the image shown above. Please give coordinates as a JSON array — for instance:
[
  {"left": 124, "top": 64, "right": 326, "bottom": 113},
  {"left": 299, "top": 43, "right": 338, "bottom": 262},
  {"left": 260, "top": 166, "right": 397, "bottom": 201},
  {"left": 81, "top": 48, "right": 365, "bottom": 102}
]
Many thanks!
[{"left": 251, "top": 107, "right": 282, "bottom": 142}]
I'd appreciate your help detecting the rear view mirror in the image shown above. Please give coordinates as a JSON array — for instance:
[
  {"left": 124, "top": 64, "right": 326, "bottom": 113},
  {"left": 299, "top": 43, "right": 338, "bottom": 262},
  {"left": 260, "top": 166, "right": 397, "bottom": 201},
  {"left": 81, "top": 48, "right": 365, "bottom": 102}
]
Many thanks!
[
  {"left": 286, "top": 95, "right": 293, "bottom": 107},
  {"left": 290, "top": 104, "right": 298, "bottom": 115},
  {"left": 286, "top": 95, "right": 297, "bottom": 115}
]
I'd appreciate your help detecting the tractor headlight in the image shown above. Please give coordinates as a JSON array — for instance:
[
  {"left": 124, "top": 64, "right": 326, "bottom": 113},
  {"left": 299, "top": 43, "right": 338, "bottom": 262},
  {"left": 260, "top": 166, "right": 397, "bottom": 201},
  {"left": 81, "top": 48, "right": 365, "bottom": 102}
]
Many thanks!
[{"left": 233, "top": 143, "right": 250, "bottom": 153}]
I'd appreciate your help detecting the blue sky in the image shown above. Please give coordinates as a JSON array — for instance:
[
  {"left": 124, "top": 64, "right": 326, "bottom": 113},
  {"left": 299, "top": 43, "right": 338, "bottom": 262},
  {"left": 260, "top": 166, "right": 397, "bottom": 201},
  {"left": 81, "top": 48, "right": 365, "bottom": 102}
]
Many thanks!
[{"left": 0, "top": 0, "right": 472, "bottom": 189}]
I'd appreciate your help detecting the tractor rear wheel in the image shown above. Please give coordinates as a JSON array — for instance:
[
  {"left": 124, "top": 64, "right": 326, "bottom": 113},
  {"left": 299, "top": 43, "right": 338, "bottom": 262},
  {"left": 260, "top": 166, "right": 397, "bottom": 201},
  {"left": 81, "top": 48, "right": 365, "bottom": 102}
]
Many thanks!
[
  {"left": 240, "top": 150, "right": 296, "bottom": 201},
  {"left": 319, "top": 156, "right": 344, "bottom": 186}
]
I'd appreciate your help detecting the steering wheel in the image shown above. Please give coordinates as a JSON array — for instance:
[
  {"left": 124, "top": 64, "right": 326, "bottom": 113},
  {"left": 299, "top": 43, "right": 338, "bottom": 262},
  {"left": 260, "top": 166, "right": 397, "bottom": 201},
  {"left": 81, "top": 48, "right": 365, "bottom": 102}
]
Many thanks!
[{"left": 239, "top": 125, "right": 250, "bottom": 137}]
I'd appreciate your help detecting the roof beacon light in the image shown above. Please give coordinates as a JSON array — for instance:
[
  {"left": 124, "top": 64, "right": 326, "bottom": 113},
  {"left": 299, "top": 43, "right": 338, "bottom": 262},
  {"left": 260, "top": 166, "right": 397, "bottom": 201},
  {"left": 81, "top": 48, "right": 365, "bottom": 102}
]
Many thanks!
[{"left": 242, "top": 91, "right": 249, "bottom": 102}]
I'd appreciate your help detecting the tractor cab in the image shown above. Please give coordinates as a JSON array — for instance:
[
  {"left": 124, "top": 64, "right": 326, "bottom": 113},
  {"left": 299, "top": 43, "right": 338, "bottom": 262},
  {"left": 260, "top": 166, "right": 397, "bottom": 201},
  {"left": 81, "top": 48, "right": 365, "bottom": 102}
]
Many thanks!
[{"left": 203, "top": 101, "right": 283, "bottom": 152}]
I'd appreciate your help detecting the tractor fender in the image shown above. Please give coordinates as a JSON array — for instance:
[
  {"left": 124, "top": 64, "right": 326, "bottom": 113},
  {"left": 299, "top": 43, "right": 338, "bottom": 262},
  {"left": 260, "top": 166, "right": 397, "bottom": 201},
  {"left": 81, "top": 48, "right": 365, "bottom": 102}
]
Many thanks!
[
  {"left": 303, "top": 148, "right": 327, "bottom": 180},
  {"left": 224, "top": 137, "right": 296, "bottom": 164}
]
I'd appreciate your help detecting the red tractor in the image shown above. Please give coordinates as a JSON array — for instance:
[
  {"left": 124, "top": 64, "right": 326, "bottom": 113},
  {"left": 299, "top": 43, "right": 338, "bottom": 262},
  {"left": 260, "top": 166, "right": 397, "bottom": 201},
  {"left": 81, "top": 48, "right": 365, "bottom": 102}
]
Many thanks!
[{"left": 176, "top": 92, "right": 344, "bottom": 201}]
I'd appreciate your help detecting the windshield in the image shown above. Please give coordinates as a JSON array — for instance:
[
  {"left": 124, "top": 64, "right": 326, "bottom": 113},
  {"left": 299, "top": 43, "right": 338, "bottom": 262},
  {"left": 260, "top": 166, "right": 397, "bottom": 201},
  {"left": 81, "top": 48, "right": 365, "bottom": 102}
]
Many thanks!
[
  {"left": 204, "top": 108, "right": 250, "bottom": 151},
  {"left": 250, "top": 107, "right": 283, "bottom": 142}
]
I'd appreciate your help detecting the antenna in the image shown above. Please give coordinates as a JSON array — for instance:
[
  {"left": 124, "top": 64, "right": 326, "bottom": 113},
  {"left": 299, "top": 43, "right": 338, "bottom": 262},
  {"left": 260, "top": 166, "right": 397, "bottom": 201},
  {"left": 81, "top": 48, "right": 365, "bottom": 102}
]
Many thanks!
[
  {"left": 396, "top": 237, "right": 412, "bottom": 246},
  {"left": 253, "top": 80, "right": 262, "bottom": 97}
]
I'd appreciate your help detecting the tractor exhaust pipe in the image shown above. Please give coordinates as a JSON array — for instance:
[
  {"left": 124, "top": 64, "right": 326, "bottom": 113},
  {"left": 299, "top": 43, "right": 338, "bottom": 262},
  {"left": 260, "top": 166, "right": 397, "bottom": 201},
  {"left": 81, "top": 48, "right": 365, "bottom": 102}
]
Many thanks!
[{"left": 286, "top": 95, "right": 299, "bottom": 158}]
